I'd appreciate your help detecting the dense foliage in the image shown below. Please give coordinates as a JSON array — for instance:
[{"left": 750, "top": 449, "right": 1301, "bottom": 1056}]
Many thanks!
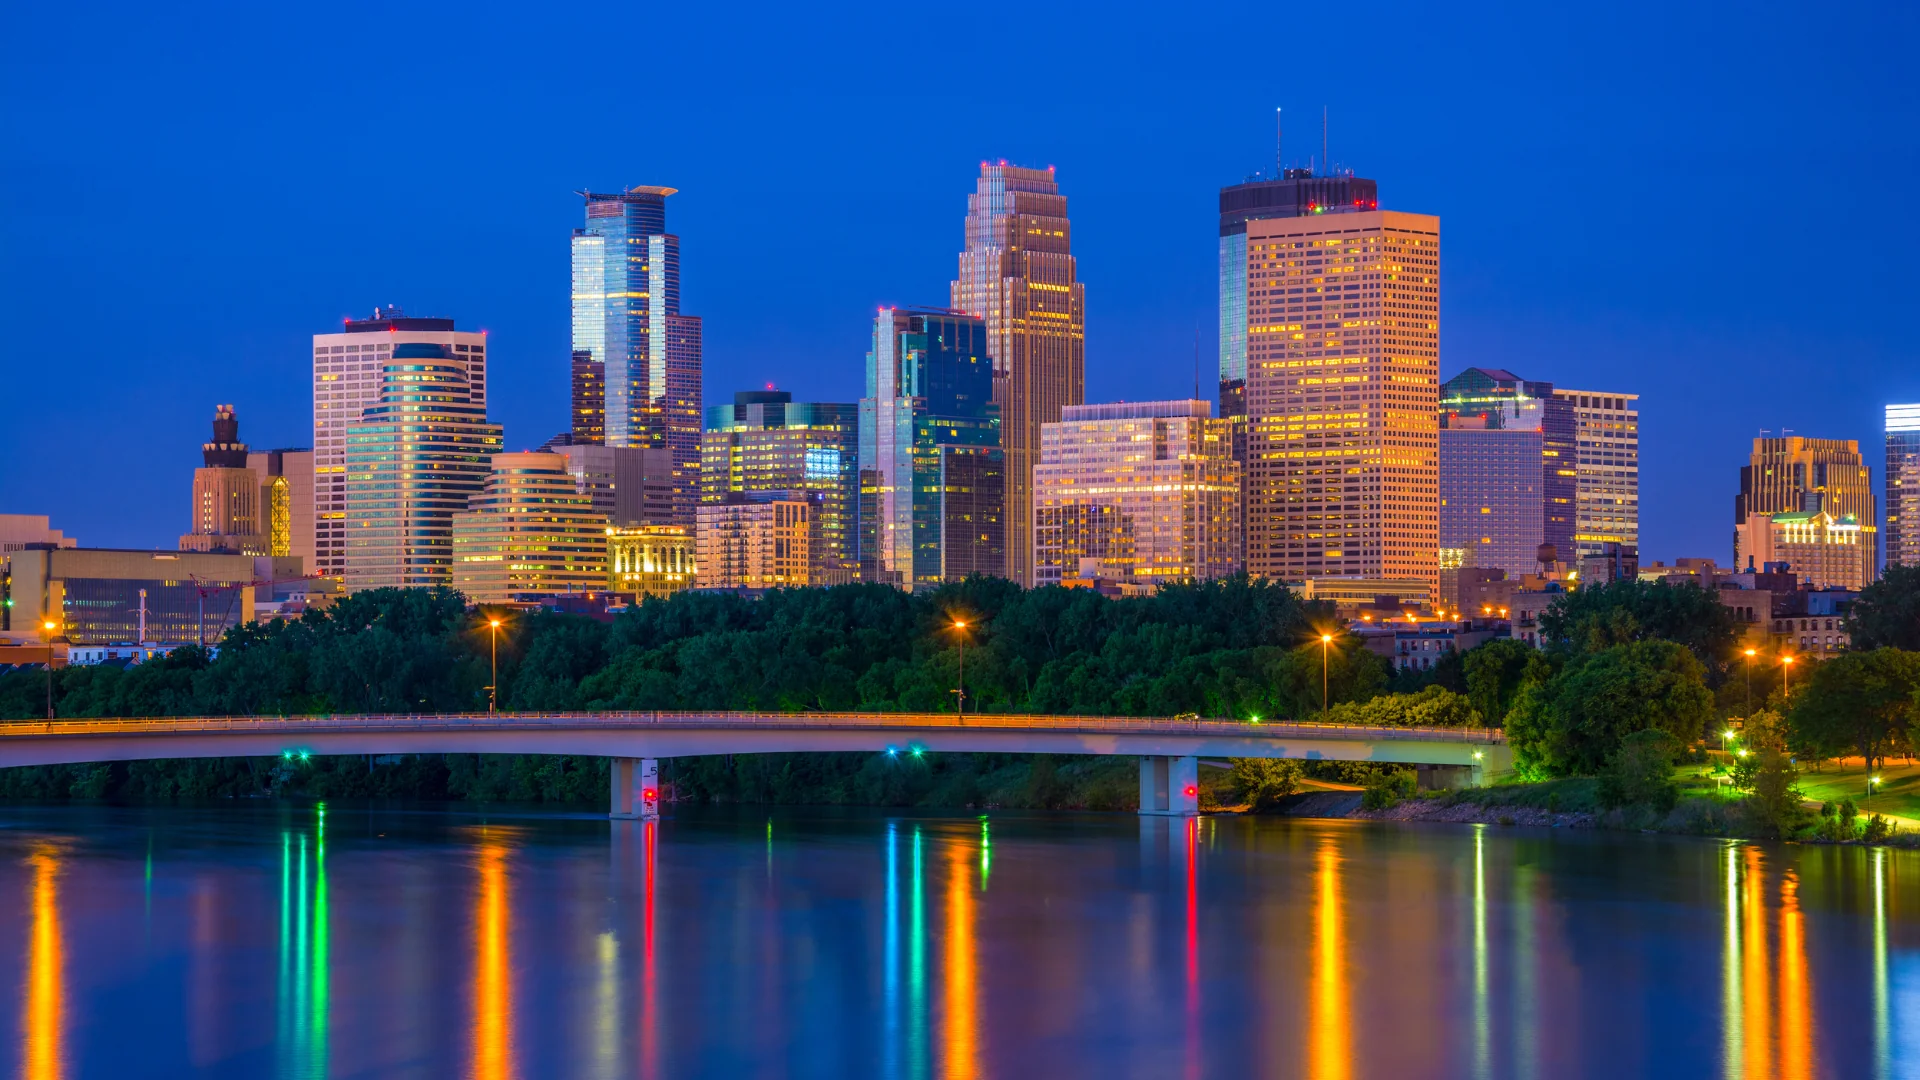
[{"left": 1844, "top": 565, "right": 1920, "bottom": 651}]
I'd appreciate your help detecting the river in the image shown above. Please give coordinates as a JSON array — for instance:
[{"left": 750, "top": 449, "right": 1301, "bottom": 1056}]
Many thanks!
[{"left": 0, "top": 804, "right": 1914, "bottom": 1079}]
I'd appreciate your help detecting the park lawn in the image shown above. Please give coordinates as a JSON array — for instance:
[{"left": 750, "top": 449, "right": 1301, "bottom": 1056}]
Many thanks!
[{"left": 1795, "top": 757, "right": 1920, "bottom": 827}]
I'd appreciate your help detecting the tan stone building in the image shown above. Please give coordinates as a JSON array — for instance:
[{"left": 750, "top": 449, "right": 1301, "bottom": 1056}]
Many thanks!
[
  {"left": 1241, "top": 209, "right": 1440, "bottom": 597},
  {"left": 607, "top": 525, "right": 696, "bottom": 599},
  {"left": 696, "top": 497, "right": 810, "bottom": 590}
]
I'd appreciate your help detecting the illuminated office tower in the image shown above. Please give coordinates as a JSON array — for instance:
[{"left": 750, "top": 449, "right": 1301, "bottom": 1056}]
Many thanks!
[
  {"left": 312, "top": 306, "right": 487, "bottom": 582},
  {"left": 951, "top": 163, "right": 1084, "bottom": 587},
  {"left": 1439, "top": 367, "right": 1576, "bottom": 566},
  {"left": 1734, "top": 434, "right": 1875, "bottom": 582},
  {"left": 1241, "top": 206, "right": 1441, "bottom": 594},
  {"left": 343, "top": 344, "right": 503, "bottom": 592},
  {"left": 697, "top": 496, "right": 812, "bottom": 590},
  {"left": 451, "top": 452, "right": 609, "bottom": 603},
  {"left": 859, "top": 307, "right": 1004, "bottom": 587},
  {"left": 1552, "top": 389, "right": 1639, "bottom": 562},
  {"left": 1033, "top": 400, "right": 1240, "bottom": 588},
  {"left": 247, "top": 448, "right": 314, "bottom": 561},
  {"left": 1887, "top": 404, "right": 1920, "bottom": 567},
  {"left": 179, "top": 405, "right": 267, "bottom": 555},
  {"left": 702, "top": 389, "right": 859, "bottom": 581},
  {"left": 571, "top": 186, "right": 702, "bottom": 526}
]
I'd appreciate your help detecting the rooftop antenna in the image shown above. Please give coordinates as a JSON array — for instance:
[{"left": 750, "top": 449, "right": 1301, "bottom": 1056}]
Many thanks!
[
  {"left": 1193, "top": 325, "right": 1200, "bottom": 401},
  {"left": 1322, "top": 106, "right": 1329, "bottom": 178},
  {"left": 1275, "top": 107, "right": 1283, "bottom": 176}
]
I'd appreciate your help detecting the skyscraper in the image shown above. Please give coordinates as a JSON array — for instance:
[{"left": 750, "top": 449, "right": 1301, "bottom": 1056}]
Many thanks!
[
  {"left": 452, "top": 452, "right": 609, "bottom": 603},
  {"left": 1553, "top": 389, "right": 1640, "bottom": 562},
  {"left": 1241, "top": 202, "right": 1441, "bottom": 594},
  {"left": 344, "top": 344, "right": 503, "bottom": 592},
  {"left": 951, "top": 163, "right": 1084, "bottom": 587},
  {"left": 1887, "top": 404, "right": 1920, "bottom": 567},
  {"left": 702, "top": 389, "right": 859, "bottom": 581},
  {"left": 180, "top": 405, "right": 268, "bottom": 555},
  {"left": 1734, "top": 434, "right": 1875, "bottom": 583},
  {"left": 571, "top": 186, "right": 702, "bottom": 526},
  {"left": 859, "top": 307, "right": 1004, "bottom": 587},
  {"left": 1439, "top": 367, "right": 1577, "bottom": 567},
  {"left": 246, "top": 448, "right": 314, "bottom": 562},
  {"left": 1033, "top": 400, "right": 1241, "bottom": 588},
  {"left": 312, "top": 306, "right": 488, "bottom": 582}
]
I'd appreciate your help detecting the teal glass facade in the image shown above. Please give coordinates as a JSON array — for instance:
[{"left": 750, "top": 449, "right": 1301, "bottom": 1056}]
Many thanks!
[
  {"left": 859, "top": 308, "right": 1004, "bottom": 586},
  {"left": 702, "top": 391, "right": 861, "bottom": 578}
]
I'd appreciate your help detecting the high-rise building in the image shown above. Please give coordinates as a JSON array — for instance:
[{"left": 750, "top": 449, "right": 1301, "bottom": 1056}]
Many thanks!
[
  {"left": 536, "top": 437, "right": 676, "bottom": 529},
  {"left": 451, "top": 452, "right": 609, "bottom": 603},
  {"left": 702, "top": 389, "right": 859, "bottom": 582},
  {"left": 859, "top": 307, "right": 1005, "bottom": 587},
  {"left": 951, "top": 163, "right": 1084, "bottom": 587},
  {"left": 1241, "top": 205, "right": 1441, "bottom": 595},
  {"left": 1033, "top": 400, "right": 1241, "bottom": 588},
  {"left": 343, "top": 344, "right": 503, "bottom": 592},
  {"left": 607, "top": 525, "right": 696, "bottom": 598},
  {"left": 180, "top": 405, "right": 268, "bottom": 555},
  {"left": 1735, "top": 512, "right": 1870, "bottom": 590},
  {"left": 1887, "top": 404, "right": 1920, "bottom": 568},
  {"left": 1553, "top": 389, "right": 1640, "bottom": 562},
  {"left": 696, "top": 496, "right": 811, "bottom": 590},
  {"left": 313, "top": 306, "right": 488, "bottom": 582},
  {"left": 247, "top": 448, "right": 314, "bottom": 562},
  {"left": 1734, "top": 434, "right": 1876, "bottom": 582},
  {"left": 571, "top": 186, "right": 702, "bottom": 525},
  {"left": 1439, "top": 367, "right": 1576, "bottom": 561},
  {"left": 1438, "top": 423, "right": 1543, "bottom": 581}
]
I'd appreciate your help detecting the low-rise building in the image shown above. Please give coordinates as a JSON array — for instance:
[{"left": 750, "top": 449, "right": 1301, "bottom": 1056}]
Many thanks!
[
  {"left": 2, "top": 547, "right": 277, "bottom": 647},
  {"left": 607, "top": 525, "right": 697, "bottom": 599},
  {"left": 1354, "top": 617, "right": 1510, "bottom": 672},
  {"left": 1734, "top": 511, "right": 1872, "bottom": 591}
]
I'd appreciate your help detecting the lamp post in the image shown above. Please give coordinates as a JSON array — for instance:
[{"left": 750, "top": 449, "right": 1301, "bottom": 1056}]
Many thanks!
[
  {"left": 42, "top": 620, "right": 56, "bottom": 721},
  {"left": 1320, "top": 633, "right": 1333, "bottom": 722},
  {"left": 951, "top": 619, "right": 969, "bottom": 719},
  {"left": 1869, "top": 774, "right": 1882, "bottom": 811},
  {"left": 1743, "top": 648, "right": 1756, "bottom": 712},
  {"left": 488, "top": 618, "right": 501, "bottom": 713},
  {"left": 1782, "top": 655, "right": 1794, "bottom": 700},
  {"left": 1721, "top": 728, "right": 1736, "bottom": 754}
]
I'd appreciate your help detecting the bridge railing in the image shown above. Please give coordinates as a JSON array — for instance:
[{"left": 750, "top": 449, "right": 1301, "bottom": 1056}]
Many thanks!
[{"left": 0, "top": 710, "right": 1505, "bottom": 744}]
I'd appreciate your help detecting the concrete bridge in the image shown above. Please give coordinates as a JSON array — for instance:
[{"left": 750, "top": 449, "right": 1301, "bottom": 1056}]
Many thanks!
[{"left": 0, "top": 711, "right": 1511, "bottom": 818}]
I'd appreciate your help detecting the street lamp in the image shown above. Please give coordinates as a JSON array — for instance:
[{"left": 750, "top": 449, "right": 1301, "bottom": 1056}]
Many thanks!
[
  {"left": 488, "top": 618, "right": 502, "bottom": 713},
  {"left": 1721, "top": 728, "right": 1736, "bottom": 754},
  {"left": 1320, "top": 633, "right": 1334, "bottom": 722},
  {"left": 1869, "top": 774, "right": 1882, "bottom": 810},
  {"left": 950, "top": 619, "right": 969, "bottom": 719},
  {"left": 1743, "top": 648, "right": 1757, "bottom": 712},
  {"left": 42, "top": 620, "right": 57, "bottom": 721},
  {"left": 1782, "top": 655, "right": 1795, "bottom": 700}
]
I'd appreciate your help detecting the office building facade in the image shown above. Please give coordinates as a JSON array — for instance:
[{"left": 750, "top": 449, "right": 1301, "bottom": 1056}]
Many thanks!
[
  {"left": 1241, "top": 208, "right": 1442, "bottom": 595},
  {"left": 538, "top": 439, "right": 677, "bottom": 529},
  {"left": 313, "top": 307, "right": 488, "bottom": 581},
  {"left": 859, "top": 307, "right": 1005, "bottom": 587},
  {"left": 4, "top": 547, "right": 271, "bottom": 647},
  {"left": 697, "top": 497, "right": 811, "bottom": 590},
  {"left": 451, "top": 452, "right": 610, "bottom": 603},
  {"left": 1033, "top": 400, "right": 1241, "bottom": 587},
  {"left": 1438, "top": 425, "right": 1544, "bottom": 580},
  {"left": 702, "top": 390, "right": 859, "bottom": 581},
  {"left": 180, "top": 405, "right": 268, "bottom": 555},
  {"left": 571, "top": 186, "right": 701, "bottom": 525},
  {"left": 343, "top": 344, "right": 503, "bottom": 592},
  {"left": 1554, "top": 388, "right": 1639, "bottom": 562},
  {"left": 1734, "top": 434, "right": 1876, "bottom": 582},
  {"left": 1735, "top": 511, "right": 1870, "bottom": 591},
  {"left": 950, "top": 163, "right": 1084, "bottom": 586},
  {"left": 1439, "top": 367, "right": 1576, "bottom": 561},
  {"left": 246, "top": 448, "right": 314, "bottom": 562},
  {"left": 607, "top": 525, "right": 696, "bottom": 598},
  {"left": 1888, "top": 404, "right": 1920, "bottom": 568}
]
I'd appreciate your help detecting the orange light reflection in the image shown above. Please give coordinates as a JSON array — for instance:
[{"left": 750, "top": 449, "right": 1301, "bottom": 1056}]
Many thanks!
[
  {"left": 24, "top": 845, "right": 64, "bottom": 1080},
  {"left": 1309, "top": 838, "right": 1350, "bottom": 1080},
  {"left": 1778, "top": 871, "right": 1812, "bottom": 1080},
  {"left": 474, "top": 832, "right": 514, "bottom": 1080},
  {"left": 944, "top": 839, "right": 977, "bottom": 1080}
]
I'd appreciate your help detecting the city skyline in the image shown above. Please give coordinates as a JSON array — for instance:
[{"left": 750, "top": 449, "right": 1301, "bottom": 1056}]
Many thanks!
[{"left": 3, "top": 3, "right": 1913, "bottom": 564}]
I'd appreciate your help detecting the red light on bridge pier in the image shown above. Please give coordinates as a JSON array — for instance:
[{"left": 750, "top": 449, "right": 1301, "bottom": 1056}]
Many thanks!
[{"left": 1184, "top": 785, "right": 1197, "bottom": 797}]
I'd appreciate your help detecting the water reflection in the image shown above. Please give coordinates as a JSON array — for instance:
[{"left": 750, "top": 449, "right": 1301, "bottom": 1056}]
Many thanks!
[
  {"left": 944, "top": 836, "right": 977, "bottom": 1080},
  {"left": 1309, "top": 835, "right": 1349, "bottom": 1080},
  {"left": 1472, "top": 825, "right": 1488, "bottom": 1080},
  {"left": 277, "top": 809, "right": 328, "bottom": 1080},
  {"left": 1184, "top": 817, "right": 1200, "bottom": 1080},
  {"left": 22, "top": 843, "right": 63, "bottom": 1080},
  {"left": 472, "top": 827, "right": 514, "bottom": 1080}
]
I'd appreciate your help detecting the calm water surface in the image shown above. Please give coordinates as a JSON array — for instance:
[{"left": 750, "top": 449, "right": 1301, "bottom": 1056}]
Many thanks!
[{"left": 0, "top": 804, "right": 1916, "bottom": 1079}]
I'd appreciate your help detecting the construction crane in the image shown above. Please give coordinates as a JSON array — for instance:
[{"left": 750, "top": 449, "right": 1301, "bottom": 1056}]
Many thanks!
[{"left": 186, "top": 571, "right": 325, "bottom": 648}]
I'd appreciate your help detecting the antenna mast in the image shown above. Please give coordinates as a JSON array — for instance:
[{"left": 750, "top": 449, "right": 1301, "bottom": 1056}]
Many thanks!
[
  {"left": 1322, "top": 106, "right": 1329, "bottom": 177},
  {"left": 1275, "top": 107, "right": 1283, "bottom": 176}
]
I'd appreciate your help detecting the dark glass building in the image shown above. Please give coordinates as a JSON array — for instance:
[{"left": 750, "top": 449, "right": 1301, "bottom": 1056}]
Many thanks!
[
  {"left": 702, "top": 390, "right": 860, "bottom": 581},
  {"left": 1440, "top": 367, "right": 1577, "bottom": 565}
]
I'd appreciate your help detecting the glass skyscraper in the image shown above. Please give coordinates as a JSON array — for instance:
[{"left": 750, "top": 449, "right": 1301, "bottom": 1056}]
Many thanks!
[
  {"left": 1887, "top": 404, "right": 1920, "bottom": 568},
  {"left": 859, "top": 307, "right": 1004, "bottom": 587},
  {"left": 702, "top": 390, "right": 860, "bottom": 581},
  {"left": 951, "top": 164, "right": 1084, "bottom": 587},
  {"left": 571, "top": 186, "right": 702, "bottom": 525}
]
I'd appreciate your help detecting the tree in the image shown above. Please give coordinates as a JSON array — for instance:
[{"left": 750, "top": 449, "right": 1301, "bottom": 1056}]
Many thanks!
[
  {"left": 1746, "top": 748, "right": 1809, "bottom": 837},
  {"left": 1326, "top": 685, "right": 1481, "bottom": 728},
  {"left": 1228, "top": 758, "right": 1302, "bottom": 810},
  {"left": 1505, "top": 639, "right": 1714, "bottom": 776},
  {"left": 1845, "top": 564, "right": 1920, "bottom": 651},
  {"left": 1598, "top": 728, "right": 1679, "bottom": 812},
  {"left": 1787, "top": 648, "right": 1920, "bottom": 773},
  {"left": 1538, "top": 580, "right": 1738, "bottom": 671},
  {"left": 1463, "top": 638, "right": 1537, "bottom": 727}
]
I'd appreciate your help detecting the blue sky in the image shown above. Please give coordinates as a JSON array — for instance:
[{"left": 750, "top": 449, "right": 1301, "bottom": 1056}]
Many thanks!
[{"left": 2, "top": 0, "right": 1915, "bottom": 560}]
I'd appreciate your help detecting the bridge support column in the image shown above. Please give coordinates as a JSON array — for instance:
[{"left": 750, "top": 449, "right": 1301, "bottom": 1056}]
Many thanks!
[
  {"left": 1138, "top": 755, "right": 1199, "bottom": 816},
  {"left": 610, "top": 757, "right": 659, "bottom": 820}
]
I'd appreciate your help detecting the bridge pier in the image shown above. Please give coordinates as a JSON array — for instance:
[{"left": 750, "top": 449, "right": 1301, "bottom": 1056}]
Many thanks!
[
  {"left": 610, "top": 757, "right": 659, "bottom": 820},
  {"left": 1138, "top": 755, "right": 1199, "bottom": 816}
]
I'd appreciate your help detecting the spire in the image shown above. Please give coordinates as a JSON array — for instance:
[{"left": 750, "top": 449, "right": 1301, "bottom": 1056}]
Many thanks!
[{"left": 202, "top": 404, "right": 249, "bottom": 468}]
